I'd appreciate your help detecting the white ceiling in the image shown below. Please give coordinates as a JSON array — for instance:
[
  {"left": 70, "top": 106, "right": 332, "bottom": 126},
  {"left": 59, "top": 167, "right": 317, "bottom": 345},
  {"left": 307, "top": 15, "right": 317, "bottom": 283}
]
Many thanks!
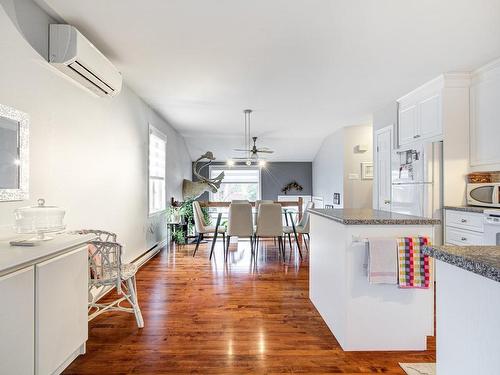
[{"left": 41, "top": 0, "right": 500, "bottom": 161}]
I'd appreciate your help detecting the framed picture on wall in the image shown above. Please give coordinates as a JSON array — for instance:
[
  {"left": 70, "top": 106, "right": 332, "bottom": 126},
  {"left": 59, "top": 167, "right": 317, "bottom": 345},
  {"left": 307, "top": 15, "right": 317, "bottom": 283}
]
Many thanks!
[{"left": 361, "top": 162, "right": 373, "bottom": 180}]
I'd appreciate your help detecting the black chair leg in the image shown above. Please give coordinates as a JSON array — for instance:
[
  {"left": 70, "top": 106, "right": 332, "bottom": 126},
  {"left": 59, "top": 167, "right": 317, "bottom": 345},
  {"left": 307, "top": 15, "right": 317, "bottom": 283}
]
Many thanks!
[
  {"left": 280, "top": 236, "right": 286, "bottom": 261},
  {"left": 222, "top": 232, "right": 226, "bottom": 251},
  {"left": 278, "top": 236, "right": 285, "bottom": 260},
  {"left": 193, "top": 233, "right": 202, "bottom": 257},
  {"left": 209, "top": 232, "right": 218, "bottom": 260},
  {"left": 255, "top": 236, "right": 259, "bottom": 259},
  {"left": 225, "top": 236, "right": 231, "bottom": 262}
]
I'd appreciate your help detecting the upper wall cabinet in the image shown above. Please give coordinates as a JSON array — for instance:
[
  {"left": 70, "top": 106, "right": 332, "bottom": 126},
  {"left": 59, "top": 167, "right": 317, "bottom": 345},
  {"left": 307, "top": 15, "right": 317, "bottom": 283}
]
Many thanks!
[
  {"left": 397, "top": 77, "right": 443, "bottom": 147},
  {"left": 470, "top": 59, "right": 500, "bottom": 168}
]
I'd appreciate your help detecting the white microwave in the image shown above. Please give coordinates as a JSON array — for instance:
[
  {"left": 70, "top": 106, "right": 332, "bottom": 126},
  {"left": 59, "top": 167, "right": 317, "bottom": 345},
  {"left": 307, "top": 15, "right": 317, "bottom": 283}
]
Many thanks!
[{"left": 466, "top": 183, "right": 500, "bottom": 207}]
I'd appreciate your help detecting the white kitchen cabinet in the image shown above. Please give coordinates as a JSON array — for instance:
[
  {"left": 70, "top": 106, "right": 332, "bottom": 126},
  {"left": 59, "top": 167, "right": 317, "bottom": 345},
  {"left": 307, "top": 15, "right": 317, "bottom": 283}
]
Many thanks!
[
  {"left": 445, "top": 210, "right": 484, "bottom": 232},
  {"left": 36, "top": 246, "right": 88, "bottom": 375},
  {"left": 444, "top": 210, "right": 484, "bottom": 246},
  {"left": 398, "top": 77, "right": 443, "bottom": 147},
  {"left": 418, "top": 93, "right": 442, "bottom": 140},
  {"left": 445, "top": 226, "right": 484, "bottom": 246},
  {"left": 470, "top": 58, "right": 500, "bottom": 168},
  {"left": 0, "top": 266, "right": 35, "bottom": 375},
  {"left": 398, "top": 104, "right": 417, "bottom": 145},
  {"left": 0, "top": 234, "right": 94, "bottom": 375}
]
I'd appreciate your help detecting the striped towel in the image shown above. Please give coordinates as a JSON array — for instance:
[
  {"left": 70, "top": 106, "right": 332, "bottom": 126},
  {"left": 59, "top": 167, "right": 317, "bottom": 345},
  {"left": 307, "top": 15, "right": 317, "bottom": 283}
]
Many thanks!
[{"left": 397, "top": 236, "right": 431, "bottom": 288}]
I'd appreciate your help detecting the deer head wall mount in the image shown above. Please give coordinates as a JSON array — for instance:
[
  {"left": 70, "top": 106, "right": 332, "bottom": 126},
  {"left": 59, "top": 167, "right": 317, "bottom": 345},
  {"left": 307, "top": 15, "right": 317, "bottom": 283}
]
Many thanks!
[{"left": 182, "top": 152, "right": 224, "bottom": 200}]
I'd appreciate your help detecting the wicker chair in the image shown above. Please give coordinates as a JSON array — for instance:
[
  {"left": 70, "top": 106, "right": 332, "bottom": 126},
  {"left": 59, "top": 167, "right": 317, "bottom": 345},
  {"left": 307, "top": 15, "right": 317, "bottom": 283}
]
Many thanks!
[{"left": 82, "top": 229, "right": 144, "bottom": 328}]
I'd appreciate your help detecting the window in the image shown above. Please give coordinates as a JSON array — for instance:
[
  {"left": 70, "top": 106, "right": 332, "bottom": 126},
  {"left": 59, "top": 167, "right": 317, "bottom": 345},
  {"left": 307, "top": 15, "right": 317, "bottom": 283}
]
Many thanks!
[
  {"left": 149, "top": 126, "right": 167, "bottom": 214},
  {"left": 209, "top": 166, "right": 261, "bottom": 202}
]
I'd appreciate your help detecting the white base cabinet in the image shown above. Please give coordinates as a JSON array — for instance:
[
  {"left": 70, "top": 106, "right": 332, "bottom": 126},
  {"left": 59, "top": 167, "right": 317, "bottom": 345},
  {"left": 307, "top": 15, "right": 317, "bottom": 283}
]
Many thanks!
[
  {"left": 444, "top": 210, "right": 484, "bottom": 246},
  {"left": 436, "top": 261, "right": 500, "bottom": 375},
  {"left": 0, "top": 267, "right": 35, "bottom": 375},
  {"left": 0, "top": 234, "right": 93, "bottom": 375},
  {"left": 36, "top": 247, "right": 88, "bottom": 375}
]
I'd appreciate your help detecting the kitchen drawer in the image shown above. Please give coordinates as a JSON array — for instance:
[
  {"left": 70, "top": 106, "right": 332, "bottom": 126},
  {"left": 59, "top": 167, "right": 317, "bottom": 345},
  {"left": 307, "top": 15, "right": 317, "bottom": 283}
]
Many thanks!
[
  {"left": 445, "top": 226, "right": 484, "bottom": 246},
  {"left": 445, "top": 210, "right": 484, "bottom": 233}
]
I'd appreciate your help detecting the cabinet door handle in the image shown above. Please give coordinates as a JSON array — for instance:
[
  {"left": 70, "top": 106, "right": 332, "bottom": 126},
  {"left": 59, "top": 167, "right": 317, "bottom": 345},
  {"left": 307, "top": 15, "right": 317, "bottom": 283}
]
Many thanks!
[
  {"left": 384, "top": 200, "right": 391, "bottom": 204},
  {"left": 461, "top": 218, "right": 467, "bottom": 223},
  {"left": 461, "top": 237, "right": 467, "bottom": 241},
  {"left": 413, "top": 134, "right": 421, "bottom": 139}
]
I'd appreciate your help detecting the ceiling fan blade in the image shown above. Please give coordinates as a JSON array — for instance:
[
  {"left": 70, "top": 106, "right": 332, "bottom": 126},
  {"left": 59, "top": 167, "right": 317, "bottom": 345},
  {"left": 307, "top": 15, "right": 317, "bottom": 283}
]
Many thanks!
[
  {"left": 233, "top": 149, "right": 252, "bottom": 152},
  {"left": 256, "top": 150, "right": 274, "bottom": 154}
]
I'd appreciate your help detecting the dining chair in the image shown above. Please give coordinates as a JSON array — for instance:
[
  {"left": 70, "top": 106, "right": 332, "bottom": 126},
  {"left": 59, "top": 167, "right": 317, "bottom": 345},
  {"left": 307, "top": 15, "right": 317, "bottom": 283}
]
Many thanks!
[
  {"left": 192, "top": 201, "right": 226, "bottom": 259},
  {"left": 255, "top": 203, "right": 285, "bottom": 260},
  {"left": 283, "top": 201, "right": 314, "bottom": 259},
  {"left": 254, "top": 199, "right": 273, "bottom": 222},
  {"left": 84, "top": 230, "right": 144, "bottom": 328},
  {"left": 253, "top": 199, "right": 276, "bottom": 246},
  {"left": 231, "top": 200, "right": 249, "bottom": 203},
  {"left": 226, "top": 202, "right": 254, "bottom": 261}
]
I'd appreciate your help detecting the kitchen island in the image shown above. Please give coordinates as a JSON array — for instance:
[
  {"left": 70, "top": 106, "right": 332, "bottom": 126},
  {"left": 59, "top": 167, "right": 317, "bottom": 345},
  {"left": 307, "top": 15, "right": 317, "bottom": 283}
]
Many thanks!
[
  {"left": 423, "top": 245, "right": 500, "bottom": 374},
  {"left": 308, "top": 208, "right": 440, "bottom": 351}
]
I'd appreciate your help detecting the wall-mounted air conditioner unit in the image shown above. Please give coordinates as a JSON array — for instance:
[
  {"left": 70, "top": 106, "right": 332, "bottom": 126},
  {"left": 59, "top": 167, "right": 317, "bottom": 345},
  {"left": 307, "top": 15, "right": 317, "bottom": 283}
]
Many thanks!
[{"left": 49, "top": 24, "right": 122, "bottom": 97}]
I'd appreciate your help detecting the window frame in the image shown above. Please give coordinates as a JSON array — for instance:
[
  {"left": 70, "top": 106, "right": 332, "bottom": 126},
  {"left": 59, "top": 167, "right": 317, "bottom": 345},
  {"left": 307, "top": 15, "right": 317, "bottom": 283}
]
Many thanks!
[
  {"left": 148, "top": 124, "right": 167, "bottom": 216},
  {"left": 208, "top": 165, "right": 262, "bottom": 202}
]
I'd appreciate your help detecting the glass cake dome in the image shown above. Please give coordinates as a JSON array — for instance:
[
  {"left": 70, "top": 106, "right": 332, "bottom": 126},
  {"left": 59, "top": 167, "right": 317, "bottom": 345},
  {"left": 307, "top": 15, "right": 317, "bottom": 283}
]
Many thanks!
[{"left": 14, "top": 198, "right": 66, "bottom": 240}]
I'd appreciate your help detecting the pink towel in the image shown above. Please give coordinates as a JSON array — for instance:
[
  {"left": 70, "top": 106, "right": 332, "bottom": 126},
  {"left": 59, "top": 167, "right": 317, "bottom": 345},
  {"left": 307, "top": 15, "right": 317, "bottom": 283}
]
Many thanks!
[{"left": 368, "top": 238, "right": 398, "bottom": 284}]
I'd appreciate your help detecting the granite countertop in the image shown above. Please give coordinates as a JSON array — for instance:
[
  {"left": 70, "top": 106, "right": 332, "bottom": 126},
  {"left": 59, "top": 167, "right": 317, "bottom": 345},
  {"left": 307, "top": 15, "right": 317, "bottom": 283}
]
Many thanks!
[
  {"left": 423, "top": 245, "right": 500, "bottom": 283},
  {"left": 444, "top": 205, "right": 487, "bottom": 213},
  {"left": 308, "top": 208, "right": 441, "bottom": 225}
]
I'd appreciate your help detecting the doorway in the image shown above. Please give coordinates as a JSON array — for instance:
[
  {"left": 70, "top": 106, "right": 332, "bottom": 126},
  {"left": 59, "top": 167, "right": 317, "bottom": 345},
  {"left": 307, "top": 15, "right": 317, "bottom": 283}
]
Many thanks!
[{"left": 375, "top": 125, "right": 393, "bottom": 212}]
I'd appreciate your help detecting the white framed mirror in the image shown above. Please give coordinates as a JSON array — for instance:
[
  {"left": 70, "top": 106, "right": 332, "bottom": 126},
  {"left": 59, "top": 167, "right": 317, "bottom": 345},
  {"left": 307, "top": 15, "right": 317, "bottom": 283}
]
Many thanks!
[{"left": 0, "top": 104, "right": 29, "bottom": 201}]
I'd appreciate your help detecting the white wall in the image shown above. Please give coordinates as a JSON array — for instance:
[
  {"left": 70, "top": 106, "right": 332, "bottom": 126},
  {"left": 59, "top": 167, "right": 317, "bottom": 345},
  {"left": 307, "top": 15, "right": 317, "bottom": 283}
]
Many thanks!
[
  {"left": 343, "top": 125, "right": 373, "bottom": 209},
  {"left": 312, "top": 125, "right": 372, "bottom": 208},
  {"left": 312, "top": 131, "right": 344, "bottom": 207},
  {"left": 0, "top": 4, "right": 191, "bottom": 262}
]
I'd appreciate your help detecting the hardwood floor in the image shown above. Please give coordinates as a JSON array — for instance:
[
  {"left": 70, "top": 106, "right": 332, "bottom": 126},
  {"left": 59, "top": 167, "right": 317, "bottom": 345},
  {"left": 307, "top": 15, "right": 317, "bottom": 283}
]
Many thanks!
[{"left": 65, "top": 239, "right": 435, "bottom": 374}]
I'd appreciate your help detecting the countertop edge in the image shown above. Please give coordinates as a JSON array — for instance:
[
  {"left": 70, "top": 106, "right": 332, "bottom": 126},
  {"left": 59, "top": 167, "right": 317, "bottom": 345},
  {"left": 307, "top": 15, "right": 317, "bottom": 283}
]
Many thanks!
[
  {"left": 0, "top": 234, "right": 95, "bottom": 277},
  {"left": 423, "top": 246, "right": 500, "bottom": 283},
  {"left": 308, "top": 208, "right": 440, "bottom": 226},
  {"left": 444, "top": 206, "right": 486, "bottom": 213}
]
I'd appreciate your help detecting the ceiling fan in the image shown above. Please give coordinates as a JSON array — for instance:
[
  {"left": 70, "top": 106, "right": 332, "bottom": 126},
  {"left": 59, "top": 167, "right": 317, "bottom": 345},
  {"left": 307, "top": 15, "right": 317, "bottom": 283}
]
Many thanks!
[{"left": 231, "top": 109, "right": 274, "bottom": 163}]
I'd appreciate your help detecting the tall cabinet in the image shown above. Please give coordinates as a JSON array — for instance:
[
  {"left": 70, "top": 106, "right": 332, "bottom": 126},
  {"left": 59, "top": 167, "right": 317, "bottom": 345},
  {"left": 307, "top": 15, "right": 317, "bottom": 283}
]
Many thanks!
[{"left": 397, "top": 74, "right": 471, "bottom": 207}]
